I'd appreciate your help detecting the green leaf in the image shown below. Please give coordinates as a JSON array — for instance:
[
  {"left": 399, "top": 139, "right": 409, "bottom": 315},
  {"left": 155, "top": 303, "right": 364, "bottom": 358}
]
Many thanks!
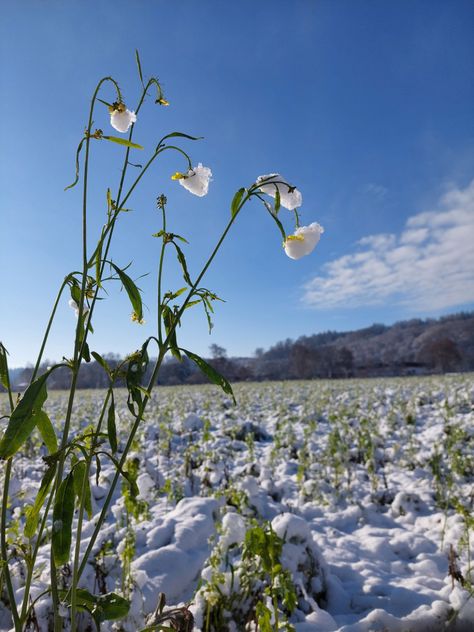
[
  {"left": 264, "top": 201, "right": 286, "bottom": 242},
  {"left": 107, "top": 394, "right": 117, "bottom": 453},
  {"left": 274, "top": 187, "right": 281, "bottom": 214},
  {"left": 95, "top": 234, "right": 103, "bottom": 289},
  {"left": 110, "top": 263, "right": 143, "bottom": 322},
  {"left": 181, "top": 349, "right": 235, "bottom": 403},
  {"left": 0, "top": 343, "right": 10, "bottom": 391},
  {"left": 102, "top": 135, "right": 144, "bottom": 150},
  {"left": 70, "top": 283, "right": 82, "bottom": 305},
  {"left": 184, "top": 300, "right": 201, "bottom": 310},
  {"left": 24, "top": 464, "right": 56, "bottom": 538},
  {"left": 162, "top": 306, "right": 181, "bottom": 360},
  {"left": 135, "top": 49, "right": 144, "bottom": 86},
  {"left": 52, "top": 472, "right": 75, "bottom": 565},
  {"left": 231, "top": 188, "right": 245, "bottom": 218},
  {"left": 58, "top": 588, "right": 130, "bottom": 623},
  {"left": 173, "top": 243, "right": 192, "bottom": 286},
  {"left": 91, "top": 351, "right": 111, "bottom": 376},
  {"left": 35, "top": 410, "right": 58, "bottom": 454},
  {"left": 65, "top": 137, "right": 86, "bottom": 191},
  {"left": 161, "top": 132, "right": 202, "bottom": 143},
  {"left": 163, "top": 287, "right": 188, "bottom": 302},
  {"left": 72, "top": 460, "right": 93, "bottom": 520},
  {"left": 95, "top": 592, "right": 130, "bottom": 621},
  {"left": 126, "top": 341, "right": 150, "bottom": 415},
  {"left": 0, "top": 371, "right": 50, "bottom": 459},
  {"left": 172, "top": 233, "right": 189, "bottom": 244}
]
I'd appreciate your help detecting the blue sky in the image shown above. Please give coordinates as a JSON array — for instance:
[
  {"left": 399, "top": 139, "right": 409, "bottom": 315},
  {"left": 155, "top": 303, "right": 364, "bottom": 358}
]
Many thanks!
[{"left": 1, "top": 0, "right": 473, "bottom": 367}]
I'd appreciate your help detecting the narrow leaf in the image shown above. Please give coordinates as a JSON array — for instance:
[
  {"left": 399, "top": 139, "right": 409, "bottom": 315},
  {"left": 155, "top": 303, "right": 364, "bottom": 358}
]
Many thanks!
[
  {"left": 110, "top": 263, "right": 143, "bottom": 321},
  {"left": 91, "top": 351, "right": 111, "bottom": 376},
  {"left": 70, "top": 283, "right": 82, "bottom": 305},
  {"left": 0, "top": 372, "right": 50, "bottom": 459},
  {"left": 65, "top": 137, "right": 86, "bottom": 191},
  {"left": 135, "top": 49, "right": 144, "bottom": 86},
  {"left": 107, "top": 394, "right": 117, "bottom": 453},
  {"left": 184, "top": 300, "right": 201, "bottom": 310},
  {"left": 95, "top": 235, "right": 103, "bottom": 289},
  {"left": 231, "top": 188, "right": 245, "bottom": 218},
  {"left": 162, "top": 306, "right": 181, "bottom": 360},
  {"left": 274, "top": 188, "right": 281, "bottom": 214},
  {"left": 24, "top": 465, "right": 56, "bottom": 538},
  {"left": 181, "top": 349, "right": 235, "bottom": 403},
  {"left": 72, "top": 460, "right": 93, "bottom": 520},
  {"left": 52, "top": 472, "right": 75, "bottom": 565},
  {"left": 173, "top": 243, "right": 192, "bottom": 286},
  {"left": 102, "top": 135, "right": 144, "bottom": 150},
  {"left": 0, "top": 343, "right": 10, "bottom": 391},
  {"left": 35, "top": 410, "right": 58, "bottom": 454},
  {"left": 161, "top": 132, "right": 202, "bottom": 143}
]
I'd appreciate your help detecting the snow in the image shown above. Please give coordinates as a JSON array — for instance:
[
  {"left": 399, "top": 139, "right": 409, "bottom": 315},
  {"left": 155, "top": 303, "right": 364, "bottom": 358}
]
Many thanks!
[{"left": 1, "top": 374, "right": 474, "bottom": 630}]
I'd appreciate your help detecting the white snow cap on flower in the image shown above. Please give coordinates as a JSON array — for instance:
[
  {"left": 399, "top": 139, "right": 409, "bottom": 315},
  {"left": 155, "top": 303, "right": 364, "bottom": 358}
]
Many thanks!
[
  {"left": 257, "top": 173, "right": 302, "bottom": 210},
  {"left": 176, "top": 164, "right": 212, "bottom": 197},
  {"left": 110, "top": 105, "right": 137, "bottom": 133},
  {"left": 284, "top": 222, "right": 324, "bottom": 260}
]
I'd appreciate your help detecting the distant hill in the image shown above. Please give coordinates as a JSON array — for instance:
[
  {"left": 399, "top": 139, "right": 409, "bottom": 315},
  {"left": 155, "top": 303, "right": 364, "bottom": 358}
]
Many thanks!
[
  {"left": 4, "top": 312, "right": 474, "bottom": 391},
  {"left": 255, "top": 312, "right": 474, "bottom": 379}
]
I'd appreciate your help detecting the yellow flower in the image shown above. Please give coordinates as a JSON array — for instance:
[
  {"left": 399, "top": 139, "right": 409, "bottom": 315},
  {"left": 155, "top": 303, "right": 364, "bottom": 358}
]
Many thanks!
[
  {"left": 131, "top": 312, "right": 145, "bottom": 325},
  {"left": 171, "top": 172, "right": 186, "bottom": 180}
]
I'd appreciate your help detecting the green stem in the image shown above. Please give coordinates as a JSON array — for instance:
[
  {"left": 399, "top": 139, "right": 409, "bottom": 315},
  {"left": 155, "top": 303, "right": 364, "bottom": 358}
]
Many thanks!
[
  {"left": 157, "top": 205, "right": 167, "bottom": 344},
  {"left": 1, "top": 460, "right": 21, "bottom": 631},
  {"left": 31, "top": 276, "right": 70, "bottom": 382},
  {"left": 69, "top": 79, "right": 155, "bottom": 628},
  {"left": 52, "top": 76, "right": 116, "bottom": 632},
  {"left": 0, "top": 356, "right": 20, "bottom": 630},
  {"left": 70, "top": 389, "right": 111, "bottom": 631},
  {"left": 19, "top": 484, "right": 55, "bottom": 624},
  {"left": 75, "top": 192, "right": 252, "bottom": 583}
]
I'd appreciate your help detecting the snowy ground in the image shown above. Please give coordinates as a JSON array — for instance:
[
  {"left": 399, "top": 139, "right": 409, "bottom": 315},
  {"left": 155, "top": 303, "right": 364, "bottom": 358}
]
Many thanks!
[{"left": 1, "top": 375, "right": 474, "bottom": 630}]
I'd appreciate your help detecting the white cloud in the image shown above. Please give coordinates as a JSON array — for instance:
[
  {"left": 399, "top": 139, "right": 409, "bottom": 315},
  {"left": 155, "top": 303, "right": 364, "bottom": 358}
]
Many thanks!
[
  {"left": 304, "top": 180, "right": 474, "bottom": 311},
  {"left": 365, "top": 183, "right": 388, "bottom": 198}
]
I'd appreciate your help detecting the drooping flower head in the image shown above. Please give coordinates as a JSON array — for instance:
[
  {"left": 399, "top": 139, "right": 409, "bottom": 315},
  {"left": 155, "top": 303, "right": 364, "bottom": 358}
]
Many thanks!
[
  {"left": 257, "top": 173, "right": 302, "bottom": 210},
  {"left": 109, "top": 102, "right": 137, "bottom": 133},
  {"left": 284, "top": 222, "right": 324, "bottom": 260},
  {"left": 171, "top": 163, "right": 212, "bottom": 197}
]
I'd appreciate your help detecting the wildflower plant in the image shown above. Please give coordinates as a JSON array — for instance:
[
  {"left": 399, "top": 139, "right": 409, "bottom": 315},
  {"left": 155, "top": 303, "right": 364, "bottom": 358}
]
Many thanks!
[{"left": 0, "top": 52, "right": 323, "bottom": 630}]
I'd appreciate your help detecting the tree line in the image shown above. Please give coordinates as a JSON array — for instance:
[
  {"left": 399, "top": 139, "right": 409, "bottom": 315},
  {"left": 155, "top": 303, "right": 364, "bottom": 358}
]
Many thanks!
[{"left": 5, "top": 312, "right": 474, "bottom": 391}]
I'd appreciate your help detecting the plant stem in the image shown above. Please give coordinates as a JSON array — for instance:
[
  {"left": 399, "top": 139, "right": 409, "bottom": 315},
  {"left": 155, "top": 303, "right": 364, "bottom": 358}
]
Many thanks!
[
  {"left": 70, "top": 389, "right": 111, "bottom": 631},
  {"left": 0, "top": 355, "right": 20, "bottom": 630},
  {"left": 19, "top": 485, "right": 56, "bottom": 624},
  {"left": 157, "top": 204, "right": 167, "bottom": 344},
  {"left": 52, "top": 76, "right": 116, "bottom": 632},
  {"left": 1, "top": 460, "right": 21, "bottom": 631},
  {"left": 75, "top": 192, "right": 252, "bottom": 583},
  {"left": 31, "top": 276, "right": 70, "bottom": 382}
]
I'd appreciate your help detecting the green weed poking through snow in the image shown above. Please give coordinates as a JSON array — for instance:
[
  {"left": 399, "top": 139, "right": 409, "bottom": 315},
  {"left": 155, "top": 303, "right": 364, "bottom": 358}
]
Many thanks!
[{"left": 0, "top": 53, "right": 322, "bottom": 631}]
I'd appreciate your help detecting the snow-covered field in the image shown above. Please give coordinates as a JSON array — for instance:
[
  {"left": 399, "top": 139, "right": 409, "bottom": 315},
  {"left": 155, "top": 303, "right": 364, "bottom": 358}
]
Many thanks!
[{"left": 1, "top": 375, "right": 474, "bottom": 631}]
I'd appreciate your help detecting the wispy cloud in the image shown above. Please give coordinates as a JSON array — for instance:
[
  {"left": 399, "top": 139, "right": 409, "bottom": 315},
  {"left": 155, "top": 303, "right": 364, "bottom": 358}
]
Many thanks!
[
  {"left": 304, "top": 180, "right": 474, "bottom": 311},
  {"left": 365, "top": 182, "right": 388, "bottom": 199}
]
